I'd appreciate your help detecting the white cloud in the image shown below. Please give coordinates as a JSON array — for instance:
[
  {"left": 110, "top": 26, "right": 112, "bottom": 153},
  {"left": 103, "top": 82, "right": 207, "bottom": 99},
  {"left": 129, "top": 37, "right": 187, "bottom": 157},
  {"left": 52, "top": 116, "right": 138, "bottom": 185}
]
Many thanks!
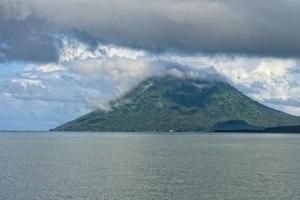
[
  {"left": 0, "top": 39, "right": 165, "bottom": 112},
  {"left": 1, "top": 38, "right": 300, "bottom": 131},
  {"left": 11, "top": 78, "right": 46, "bottom": 89},
  {"left": 58, "top": 37, "right": 103, "bottom": 62},
  {"left": 25, "top": 63, "right": 63, "bottom": 73},
  {"left": 105, "top": 46, "right": 145, "bottom": 59}
]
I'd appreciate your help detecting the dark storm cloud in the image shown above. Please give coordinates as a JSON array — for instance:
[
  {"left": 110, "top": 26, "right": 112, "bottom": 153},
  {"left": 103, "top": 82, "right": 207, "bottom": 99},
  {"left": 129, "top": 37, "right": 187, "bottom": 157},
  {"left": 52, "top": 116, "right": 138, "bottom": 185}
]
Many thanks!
[
  {"left": 0, "top": 16, "right": 59, "bottom": 63},
  {"left": 0, "top": 0, "right": 60, "bottom": 63},
  {"left": 1, "top": 0, "right": 300, "bottom": 62}
]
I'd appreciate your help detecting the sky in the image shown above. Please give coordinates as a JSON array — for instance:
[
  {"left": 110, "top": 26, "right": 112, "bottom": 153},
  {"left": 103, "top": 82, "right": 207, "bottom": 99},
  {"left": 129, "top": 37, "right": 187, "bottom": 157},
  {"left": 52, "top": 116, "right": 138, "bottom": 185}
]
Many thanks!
[{"left": 0, "top": 0, "right": 300, "bottom": 130}]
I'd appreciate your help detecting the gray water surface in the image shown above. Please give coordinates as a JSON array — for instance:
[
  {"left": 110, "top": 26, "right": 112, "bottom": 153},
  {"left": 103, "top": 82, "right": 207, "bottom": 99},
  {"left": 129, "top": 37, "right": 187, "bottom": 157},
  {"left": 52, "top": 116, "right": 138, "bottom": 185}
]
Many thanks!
[{"left": 0, "top": 132, "right": 300, "bottom": 200}]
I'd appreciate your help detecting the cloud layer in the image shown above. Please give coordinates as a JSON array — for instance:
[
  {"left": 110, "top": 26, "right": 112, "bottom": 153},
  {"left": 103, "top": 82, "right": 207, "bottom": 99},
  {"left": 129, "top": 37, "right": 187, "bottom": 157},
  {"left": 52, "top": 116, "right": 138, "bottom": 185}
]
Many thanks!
[
  {"left": 1, "top": 0, "right": 300, "bottom": 62},
  {"left": 1, "top": 38, "right": 300, "bottom": 116}
]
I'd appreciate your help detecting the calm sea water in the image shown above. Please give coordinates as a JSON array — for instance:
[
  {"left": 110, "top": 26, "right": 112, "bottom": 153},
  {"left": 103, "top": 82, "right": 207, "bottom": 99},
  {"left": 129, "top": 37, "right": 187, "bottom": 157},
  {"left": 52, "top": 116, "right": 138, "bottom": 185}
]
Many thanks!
[{"left": 0, "top": 132, "right": 300, "bottom": 200}]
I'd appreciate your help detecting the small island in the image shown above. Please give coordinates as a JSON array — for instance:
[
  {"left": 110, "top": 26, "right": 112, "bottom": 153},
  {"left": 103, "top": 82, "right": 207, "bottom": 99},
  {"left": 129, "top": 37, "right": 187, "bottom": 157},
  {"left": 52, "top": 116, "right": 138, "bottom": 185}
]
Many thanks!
[{"left": 54, "top": 76, "right": 300, "bottom": 132}]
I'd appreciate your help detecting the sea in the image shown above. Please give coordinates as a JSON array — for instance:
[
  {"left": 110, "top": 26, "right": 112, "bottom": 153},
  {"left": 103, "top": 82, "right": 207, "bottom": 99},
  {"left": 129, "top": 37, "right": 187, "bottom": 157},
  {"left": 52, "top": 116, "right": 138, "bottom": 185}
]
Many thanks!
[{"left": 0, "top": 132, "right": 300, "bottom": 200}]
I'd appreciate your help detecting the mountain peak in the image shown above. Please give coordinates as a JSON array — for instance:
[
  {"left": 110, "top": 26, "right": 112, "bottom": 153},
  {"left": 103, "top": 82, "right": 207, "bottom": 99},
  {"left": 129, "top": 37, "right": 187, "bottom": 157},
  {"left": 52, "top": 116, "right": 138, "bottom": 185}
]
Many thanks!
[{"left": 54, "top": 75, "right": 300, "bottom": 132}]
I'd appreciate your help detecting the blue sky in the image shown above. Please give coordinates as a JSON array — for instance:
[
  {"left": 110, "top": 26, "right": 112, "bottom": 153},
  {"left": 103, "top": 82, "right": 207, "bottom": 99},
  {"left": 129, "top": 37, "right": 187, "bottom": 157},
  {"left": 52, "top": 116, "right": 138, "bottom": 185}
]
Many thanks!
[{"left": 1, "top": 0, "right": 300, "bottom": 130}]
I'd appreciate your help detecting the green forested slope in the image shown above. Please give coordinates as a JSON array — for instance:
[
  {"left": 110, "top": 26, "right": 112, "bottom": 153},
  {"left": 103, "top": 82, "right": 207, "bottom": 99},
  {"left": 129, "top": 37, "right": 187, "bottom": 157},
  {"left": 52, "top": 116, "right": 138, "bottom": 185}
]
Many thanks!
[{"left": 54, "top": 76, "right": 300, "bottom": 132}]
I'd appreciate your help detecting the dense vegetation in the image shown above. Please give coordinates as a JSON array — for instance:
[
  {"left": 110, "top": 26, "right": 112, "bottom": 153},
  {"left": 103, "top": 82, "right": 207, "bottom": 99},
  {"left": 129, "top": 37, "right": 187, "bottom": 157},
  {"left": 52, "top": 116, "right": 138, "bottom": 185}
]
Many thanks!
[{"left": 54, "top": 76, "right": 300, "bottom": 132}]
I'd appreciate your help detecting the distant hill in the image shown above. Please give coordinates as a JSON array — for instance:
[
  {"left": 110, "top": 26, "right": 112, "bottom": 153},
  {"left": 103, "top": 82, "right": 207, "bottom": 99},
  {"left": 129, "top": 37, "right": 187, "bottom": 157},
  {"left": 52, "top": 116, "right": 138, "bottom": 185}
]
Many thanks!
[
  {"left": 54, "top": 76, "right": 300, "bottom": 132},
  {"left": 263, "top": 126, "right": 300, "bottom": 133},
  {"left": 213, "top": 120, "right": 263, "bottom": 132}
]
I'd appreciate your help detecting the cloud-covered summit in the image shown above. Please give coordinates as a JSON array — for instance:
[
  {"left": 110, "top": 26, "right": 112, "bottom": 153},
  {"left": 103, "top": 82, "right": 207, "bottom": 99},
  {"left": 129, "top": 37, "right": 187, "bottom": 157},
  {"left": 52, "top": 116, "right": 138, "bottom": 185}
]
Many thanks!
[
  {"left": 1, "top": 0, "right": 300, "bottom": 130},
  {"left": 1, "top": 0, "right": 300, "bottom": 63}
]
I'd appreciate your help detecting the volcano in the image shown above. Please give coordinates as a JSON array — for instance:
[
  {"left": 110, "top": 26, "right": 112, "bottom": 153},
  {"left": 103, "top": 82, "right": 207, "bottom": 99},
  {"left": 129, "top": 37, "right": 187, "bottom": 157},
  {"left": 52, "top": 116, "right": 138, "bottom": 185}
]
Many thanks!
[{"left": 54, "top": 76, "right": 300, "bottom": 132}]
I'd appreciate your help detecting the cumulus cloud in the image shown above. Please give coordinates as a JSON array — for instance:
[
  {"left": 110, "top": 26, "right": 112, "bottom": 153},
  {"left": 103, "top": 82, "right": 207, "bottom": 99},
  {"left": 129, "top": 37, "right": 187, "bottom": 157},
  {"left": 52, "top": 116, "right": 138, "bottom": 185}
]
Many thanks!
[
  {"left": 1, "top": 0, "right": 300, "bottom": 63},
  {"left": 0, "top": 38, "right": 225, "bottom": 112},
  {"left": 1, "top": 39, "right": 300, "bottom": 131},
  {"left": 2, "top": 40, "right": 299, "bottom": 116},
  {"left": 0, "top": 39, "right": 162, "bottom": 111}
]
